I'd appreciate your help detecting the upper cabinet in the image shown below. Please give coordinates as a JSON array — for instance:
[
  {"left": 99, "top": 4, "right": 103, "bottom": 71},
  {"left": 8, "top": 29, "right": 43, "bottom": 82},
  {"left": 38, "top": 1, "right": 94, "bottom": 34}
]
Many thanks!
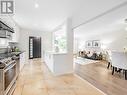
[
  {"left": 0, "top": 20, "right": 14, "bottom": 32},
  {"left": 11, "top": 25, "right": 20, "bottom": 42}
]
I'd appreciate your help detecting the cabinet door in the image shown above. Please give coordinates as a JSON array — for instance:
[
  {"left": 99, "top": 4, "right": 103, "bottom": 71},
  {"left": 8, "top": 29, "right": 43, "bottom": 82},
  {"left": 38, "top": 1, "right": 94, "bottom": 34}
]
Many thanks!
[
  {"left": 19, "top": 52, "right": 26, "bottom": 71},
  {"left": 6, "top": 31, "right": 12, "bottom": 39},
  {"left": 0, "top": 30, "right": 6, "bottom": 38}
]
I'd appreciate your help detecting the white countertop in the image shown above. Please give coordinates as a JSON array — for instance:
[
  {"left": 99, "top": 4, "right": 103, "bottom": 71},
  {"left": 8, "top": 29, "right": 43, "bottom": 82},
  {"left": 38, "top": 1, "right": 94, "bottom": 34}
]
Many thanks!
[{"left": 46, "top": 51, "right": 67, "bottom": 55}]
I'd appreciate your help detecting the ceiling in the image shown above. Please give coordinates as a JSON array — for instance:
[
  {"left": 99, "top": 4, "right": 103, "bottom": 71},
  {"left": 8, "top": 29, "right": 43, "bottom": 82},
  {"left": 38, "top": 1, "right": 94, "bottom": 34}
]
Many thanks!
[
  {"left": 13, "top": 0, "right": 127, "bottom": 32},
  {"left": 74, "top": 1, "right": 127, "bottom": 40}
]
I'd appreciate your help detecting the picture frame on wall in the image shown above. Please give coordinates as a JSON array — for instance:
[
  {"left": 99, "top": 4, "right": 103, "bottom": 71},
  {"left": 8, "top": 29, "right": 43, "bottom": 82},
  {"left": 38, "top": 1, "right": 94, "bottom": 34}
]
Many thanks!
[
  {"left": 86, "top": 40, "right": 93, "bottom": 47},
  {"left": 92, "top": 40, "right": 101, "bottom": 47}
]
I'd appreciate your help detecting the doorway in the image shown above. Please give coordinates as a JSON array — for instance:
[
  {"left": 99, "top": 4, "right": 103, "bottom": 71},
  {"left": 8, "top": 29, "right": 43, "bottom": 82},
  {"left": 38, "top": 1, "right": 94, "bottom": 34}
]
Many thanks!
[{"left": 29, "top": 36, "right": 41, "bottom": 59}]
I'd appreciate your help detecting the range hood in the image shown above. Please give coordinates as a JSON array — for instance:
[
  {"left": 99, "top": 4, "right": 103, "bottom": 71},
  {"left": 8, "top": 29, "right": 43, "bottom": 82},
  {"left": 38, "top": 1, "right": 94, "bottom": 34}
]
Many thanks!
[
  {"left": 0, "top": 21, "right": 14, "bottom": 33},
  {"left": 0, "top": 20, "right": 14, "bottom": 39}
]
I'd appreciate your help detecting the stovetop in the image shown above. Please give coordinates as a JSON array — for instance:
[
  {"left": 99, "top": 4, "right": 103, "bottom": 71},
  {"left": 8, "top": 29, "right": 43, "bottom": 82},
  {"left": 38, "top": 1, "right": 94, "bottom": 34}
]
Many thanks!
[
  {"left": 0, "top": 53, "right": 16, "bottom": 69},
  {"left": 0, "top": 53, "right": 14, "bottom": 59}
]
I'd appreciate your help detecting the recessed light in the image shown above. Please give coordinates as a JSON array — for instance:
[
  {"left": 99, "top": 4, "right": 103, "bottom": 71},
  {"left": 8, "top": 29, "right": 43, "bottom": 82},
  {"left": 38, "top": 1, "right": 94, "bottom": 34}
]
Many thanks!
[{"left": 35, "top": 3, "right": 39, "bottom": 8}]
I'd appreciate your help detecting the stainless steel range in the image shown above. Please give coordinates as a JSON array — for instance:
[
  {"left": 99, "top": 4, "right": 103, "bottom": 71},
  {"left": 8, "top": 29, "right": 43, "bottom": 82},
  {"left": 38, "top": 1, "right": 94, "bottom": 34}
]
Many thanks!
[{"left": 0, "top": 56, "right": 17, "bottom": 95}]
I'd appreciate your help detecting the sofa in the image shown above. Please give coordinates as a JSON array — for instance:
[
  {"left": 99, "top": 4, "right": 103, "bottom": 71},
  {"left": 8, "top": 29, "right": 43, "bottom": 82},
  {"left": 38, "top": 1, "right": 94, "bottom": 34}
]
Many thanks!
[{"left": 79, "top": 51, "right": 103, "bottom": 60}]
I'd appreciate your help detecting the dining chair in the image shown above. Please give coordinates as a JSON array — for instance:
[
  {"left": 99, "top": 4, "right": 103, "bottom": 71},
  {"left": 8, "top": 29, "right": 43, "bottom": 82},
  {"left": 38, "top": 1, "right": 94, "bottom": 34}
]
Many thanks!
[
  {"left": 111, "top": 52, "right": 127, "bottom": 80},
  {"left": 106, "top": 51, "right": 112, "bottom": 69}
]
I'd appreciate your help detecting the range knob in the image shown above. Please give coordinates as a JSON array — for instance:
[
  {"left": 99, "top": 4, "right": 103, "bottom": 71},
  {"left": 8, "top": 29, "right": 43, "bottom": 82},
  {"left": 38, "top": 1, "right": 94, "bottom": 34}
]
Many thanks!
[{"left": 0, "top": 62, "right": 6, "bottom": 69}]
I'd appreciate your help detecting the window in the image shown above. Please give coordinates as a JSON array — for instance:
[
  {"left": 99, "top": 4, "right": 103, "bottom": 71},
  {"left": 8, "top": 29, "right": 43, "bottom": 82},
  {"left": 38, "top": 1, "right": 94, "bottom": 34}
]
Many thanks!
[{"left": 53, "top": 25, "right": 67, "bottom": 52}]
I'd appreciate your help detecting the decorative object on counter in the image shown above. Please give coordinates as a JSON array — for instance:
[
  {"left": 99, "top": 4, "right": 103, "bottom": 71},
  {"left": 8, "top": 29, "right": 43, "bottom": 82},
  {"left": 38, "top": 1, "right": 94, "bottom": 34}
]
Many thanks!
[
  {"left": 15, "top": 47, "right": 20, "bottom": 52},
  {"left": 8, "top": 42, "right": 20, "bottom": 52},
  {"left": 55, "top": 46, "right": 59, "bottom": 52},
  {"left": 11, "top": 46, "right": 19, "bottom": 52}
]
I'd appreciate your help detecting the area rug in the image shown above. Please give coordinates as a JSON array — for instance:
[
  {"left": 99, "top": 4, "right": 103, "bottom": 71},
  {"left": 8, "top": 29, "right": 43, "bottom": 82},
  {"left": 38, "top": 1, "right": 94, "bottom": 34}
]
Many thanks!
[{"left": 74, "top": 57, "right": 99, "bottom": 65}]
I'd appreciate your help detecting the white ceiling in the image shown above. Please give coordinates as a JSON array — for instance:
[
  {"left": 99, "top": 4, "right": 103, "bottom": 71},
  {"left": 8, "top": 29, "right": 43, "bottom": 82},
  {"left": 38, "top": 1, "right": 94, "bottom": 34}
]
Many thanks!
[
  {"left": 13, "top": 0, "right": 127, "bottom": 32},
  {"left": 74, "top": 1, "right": 127, "bottom": 40}
]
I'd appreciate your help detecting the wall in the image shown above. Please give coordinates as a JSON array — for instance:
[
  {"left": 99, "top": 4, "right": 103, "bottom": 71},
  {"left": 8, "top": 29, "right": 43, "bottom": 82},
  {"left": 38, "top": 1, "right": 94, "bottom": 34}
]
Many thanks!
[
  {"left": 73, "top": 2, "right": 127, "bottom": 53},
  {"left": 18, "top": 28, "right": 52, "bottom": 60},
  {"left": 74, "top": 29, "right": 127, "bottom": 52},
  {"left": 101, "top": 30, "right": 127, "bottom": 52},
  {"left": 73, "top": 38, "right": 79, "bottom": 53},
  {"left": 66, "top": 18, "right": 73, "bottom": 73}
]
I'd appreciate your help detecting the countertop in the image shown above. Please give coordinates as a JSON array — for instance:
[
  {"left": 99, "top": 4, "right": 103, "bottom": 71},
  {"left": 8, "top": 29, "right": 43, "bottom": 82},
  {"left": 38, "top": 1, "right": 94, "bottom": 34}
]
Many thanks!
[
  {"left": 11, "top": 51, "right": 25, "bottom": 56},
  {"left": 46, "top": 51, "right": 67, "bottom": 55},
  {"left": 0, "top": 51, "right": 25, "bottom": 59}
]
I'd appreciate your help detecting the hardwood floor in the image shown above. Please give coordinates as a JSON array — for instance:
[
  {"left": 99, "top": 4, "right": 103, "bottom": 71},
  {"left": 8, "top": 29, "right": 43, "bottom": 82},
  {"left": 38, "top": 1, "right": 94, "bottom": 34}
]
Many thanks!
[
  {"left": 75, "top": 61, "right": 127, "bottom": 95},
  {"left": 13, "top": 59, "right": 103, "bottom": 95}
]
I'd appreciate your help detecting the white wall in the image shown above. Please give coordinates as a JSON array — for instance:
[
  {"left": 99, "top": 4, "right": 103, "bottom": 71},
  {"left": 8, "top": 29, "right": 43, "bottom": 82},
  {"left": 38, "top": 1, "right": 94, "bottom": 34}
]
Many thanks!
[
  {"left": 73, "top": 2, "right": 127, "bottom": 52},
  {"left": 18, "top": 28, "right": 52, "bottom": 60},
  {"left": 102, "top": 30, "right": 127, "bottom": 52},
  {"left": 66, "top": 18, "right": 73, "bottom": 73},
  {"left": 74, "top": 29, "right": 127, "bottom": 52},
  {"left": 73, "top": 38, "right": 79, "bottom": 53}
]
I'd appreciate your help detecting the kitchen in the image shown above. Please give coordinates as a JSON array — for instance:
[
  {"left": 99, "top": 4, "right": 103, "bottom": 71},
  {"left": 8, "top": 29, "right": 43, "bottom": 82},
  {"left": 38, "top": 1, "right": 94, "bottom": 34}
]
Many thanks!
[
  {"left": 0, "top": 19, "right": 26, "bottom": 95},
  {"left": 0, "top": 2, "right": 73, "bottom": 95},
  {"left": 0, "top": 14, "right": 73, "bottom": 95}
]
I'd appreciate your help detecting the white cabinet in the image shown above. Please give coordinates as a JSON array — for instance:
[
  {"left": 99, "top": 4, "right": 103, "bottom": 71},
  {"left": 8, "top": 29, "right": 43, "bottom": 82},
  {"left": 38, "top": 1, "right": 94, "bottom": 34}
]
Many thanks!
[
  {"left": 19, "top": 52, "right": 26, "bottom": 71},
  {"left": 44, "top": 52, "right": 54, "bottom": 72},
  {"left": 44, "top": 51, "right": 73, "bottom": 76},
  {"left": 11, "top": 26, "right": 20, "bottom": 42}
]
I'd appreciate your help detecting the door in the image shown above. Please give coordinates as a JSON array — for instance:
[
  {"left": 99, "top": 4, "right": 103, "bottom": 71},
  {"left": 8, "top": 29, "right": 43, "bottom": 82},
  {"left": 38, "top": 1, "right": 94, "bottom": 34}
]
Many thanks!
[{"left": 29, "top": 36, "right": 41, "bottom": 59}]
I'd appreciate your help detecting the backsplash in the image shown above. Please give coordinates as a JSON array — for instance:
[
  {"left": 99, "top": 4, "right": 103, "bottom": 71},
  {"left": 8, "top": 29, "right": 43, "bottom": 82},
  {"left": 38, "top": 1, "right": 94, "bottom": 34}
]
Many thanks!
[{"left": 0, "top": 48, "right": 7, "bottom": 53}]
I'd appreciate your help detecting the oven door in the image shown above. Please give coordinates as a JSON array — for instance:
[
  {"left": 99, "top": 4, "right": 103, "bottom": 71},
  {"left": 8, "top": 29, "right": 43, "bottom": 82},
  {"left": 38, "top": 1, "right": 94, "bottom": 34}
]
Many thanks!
[{"left": 4, "top": 61, "right": 17, "bottom": 94}]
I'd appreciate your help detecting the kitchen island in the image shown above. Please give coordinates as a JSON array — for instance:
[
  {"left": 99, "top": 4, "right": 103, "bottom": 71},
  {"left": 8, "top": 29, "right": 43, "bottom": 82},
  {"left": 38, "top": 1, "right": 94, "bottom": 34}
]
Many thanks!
[{"left": 44, "top": 51, "right": 73, "bottom": 76}]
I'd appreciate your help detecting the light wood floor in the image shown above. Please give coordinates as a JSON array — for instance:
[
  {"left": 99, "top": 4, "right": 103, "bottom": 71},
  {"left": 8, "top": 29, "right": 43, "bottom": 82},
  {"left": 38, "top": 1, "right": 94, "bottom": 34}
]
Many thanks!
[
  {"left": 13, "top": 59, "right": 104, "bottom": 95},
  {"left": 75, "top": 61, "right": 127, "bottom": 95}
]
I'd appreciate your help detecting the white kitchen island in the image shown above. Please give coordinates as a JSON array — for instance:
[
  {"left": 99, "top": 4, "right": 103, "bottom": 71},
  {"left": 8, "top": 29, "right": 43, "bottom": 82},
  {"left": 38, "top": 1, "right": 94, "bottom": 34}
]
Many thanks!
[
  {"left": 44, "top": 51, "right": 73, "bottom": 76},
  {"left": 44, "top": 19, "right": 73, "bottom": 76}
]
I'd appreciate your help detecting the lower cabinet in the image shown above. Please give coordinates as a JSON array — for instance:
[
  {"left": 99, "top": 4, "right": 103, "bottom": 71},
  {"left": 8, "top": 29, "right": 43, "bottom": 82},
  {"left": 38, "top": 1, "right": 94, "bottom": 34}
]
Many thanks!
[
  {"left": 19, "top": 52, "right": 26, "bottom": 71},
  {"left": 44, "top": 51, "right": 73, "bottom": 76}
]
